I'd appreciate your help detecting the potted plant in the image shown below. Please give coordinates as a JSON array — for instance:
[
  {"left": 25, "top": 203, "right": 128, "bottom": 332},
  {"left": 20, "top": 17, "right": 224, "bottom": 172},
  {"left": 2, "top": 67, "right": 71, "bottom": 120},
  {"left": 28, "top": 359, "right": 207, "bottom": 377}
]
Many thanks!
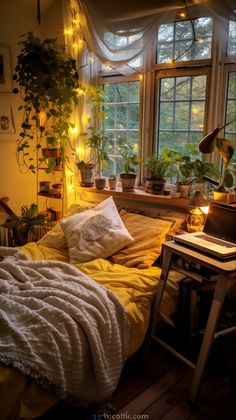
[
  {"left": 199, "top": 124, "right": 235, "bottom": 201},
  {"left": 117, "top": 142, "right": 141, "bottom": 192},
  {"left": 76, "top": 160, "right": 96, "bottom": 187},
  {"left": 87, "top": 126, "right": 110, "bottom": 189},
  {"left": 108, "top": 173, "right": 117, "bottom": 190},
  {"left": 144, "top": 155, "right": 171, "bottom": 195},
  {"left": 2, "top": 203, "right": 46, "bottom": 245},
  {"left": 13, "top": 32, "right": 79, "bottom": 173}
]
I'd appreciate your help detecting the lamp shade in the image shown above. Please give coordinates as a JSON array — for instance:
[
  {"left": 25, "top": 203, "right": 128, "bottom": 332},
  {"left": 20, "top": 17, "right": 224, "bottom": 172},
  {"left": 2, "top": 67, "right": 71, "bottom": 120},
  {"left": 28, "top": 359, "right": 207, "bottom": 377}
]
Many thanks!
[
  {"left": 188, "top": 190, "right": 209, "bottom": 207},
  {"left": 199, "top": 127, "right": 220, "bottom": 153}
]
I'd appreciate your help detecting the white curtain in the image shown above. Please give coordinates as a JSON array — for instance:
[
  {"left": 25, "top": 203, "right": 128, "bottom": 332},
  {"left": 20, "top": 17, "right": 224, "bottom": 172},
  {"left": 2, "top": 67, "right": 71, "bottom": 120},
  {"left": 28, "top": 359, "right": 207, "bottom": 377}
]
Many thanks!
[{"left": 77, "top": 0, "right": 236, "bottom": 70}]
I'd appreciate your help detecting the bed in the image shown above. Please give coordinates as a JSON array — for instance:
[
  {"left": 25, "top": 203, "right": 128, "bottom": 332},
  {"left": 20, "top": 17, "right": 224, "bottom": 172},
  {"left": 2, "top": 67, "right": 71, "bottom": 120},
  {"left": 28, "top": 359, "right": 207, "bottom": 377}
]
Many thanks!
[{"left": 0, "top": 196, "right": 187, "bottom": 419}]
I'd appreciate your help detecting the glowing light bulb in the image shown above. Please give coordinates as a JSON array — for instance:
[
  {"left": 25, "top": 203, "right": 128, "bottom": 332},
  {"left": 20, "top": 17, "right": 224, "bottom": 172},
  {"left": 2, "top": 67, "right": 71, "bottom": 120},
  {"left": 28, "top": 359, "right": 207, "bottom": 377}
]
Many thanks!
[
  {"left": 139, "top": 74, "right": 143, "bottom": 81},
  {"left": 76, "top": 87, "right": 85, "bottom": 96},
  {"left": 64, "top": 28, "right": 73, "bottom": 36},
  {"left": 76, "top": 146, "right": 85, "bottom": 160},
  {"left": 65, "top": 169, "right": 73, "bottom": 176},
  {"left": 71, "top": 126, "right": 78, "bottom": 134},
  {"left": 179, "top": 11, "right": 186, "bottom": 18},
  {"left": 166, "top": 59, "right": 173, "bottom": 64},
  {"left": 67, "top": 184, "right": 75, "bottom": 192},
  {"left": 72, "top": 18, "right": 80, "bottom": 25}
]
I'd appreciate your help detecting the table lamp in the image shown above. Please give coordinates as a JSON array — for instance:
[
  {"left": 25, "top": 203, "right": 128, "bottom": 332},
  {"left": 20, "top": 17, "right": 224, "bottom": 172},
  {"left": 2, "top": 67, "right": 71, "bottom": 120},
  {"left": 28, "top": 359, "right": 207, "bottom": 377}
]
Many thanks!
[{"left": 187, "top": 190, "right": 210, "bottom": 232}]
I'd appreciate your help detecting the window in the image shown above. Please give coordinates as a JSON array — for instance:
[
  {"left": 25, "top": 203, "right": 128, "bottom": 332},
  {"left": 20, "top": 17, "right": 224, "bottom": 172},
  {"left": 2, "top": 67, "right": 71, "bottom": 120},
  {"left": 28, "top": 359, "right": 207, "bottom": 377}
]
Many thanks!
[
  {"left": 100, "top": 14, "right": 235, "bottom": 181},
  {"left": 157, "top": 17, "right": 212, "bottom": 63},
  {"left": 103, "top": 80, "right": 140, "bottom": 175},
  {"left": 157, "top": 72, "right": 207, "bottom": 155},
  {"left": 224, "top": 71, "right": 236, "bottom": 161}
]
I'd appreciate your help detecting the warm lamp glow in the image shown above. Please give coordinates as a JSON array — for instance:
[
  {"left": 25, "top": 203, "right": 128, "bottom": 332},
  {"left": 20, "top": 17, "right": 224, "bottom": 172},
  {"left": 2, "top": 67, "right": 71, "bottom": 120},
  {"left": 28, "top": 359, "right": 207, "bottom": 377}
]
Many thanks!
[
  {"left": 200, "top": 205, "right": 209, "bottom": 214},
  {"left": 187, "top": 190, "right": 209, "bottom": 232}
]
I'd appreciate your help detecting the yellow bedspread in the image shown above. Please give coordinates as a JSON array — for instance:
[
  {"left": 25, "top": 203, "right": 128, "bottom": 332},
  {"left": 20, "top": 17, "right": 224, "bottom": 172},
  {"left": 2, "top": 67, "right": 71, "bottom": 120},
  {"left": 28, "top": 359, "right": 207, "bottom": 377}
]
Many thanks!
[{"left": 0, "top": 243, "right": 184, "bottom": 419}]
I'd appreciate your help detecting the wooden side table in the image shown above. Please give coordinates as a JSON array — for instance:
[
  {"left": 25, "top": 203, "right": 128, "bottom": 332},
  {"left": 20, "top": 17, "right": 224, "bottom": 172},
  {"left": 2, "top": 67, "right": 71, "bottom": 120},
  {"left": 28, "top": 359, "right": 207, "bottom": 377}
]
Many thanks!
[{"left": 150, "top": 240, "right": 236, "bottom": 402}]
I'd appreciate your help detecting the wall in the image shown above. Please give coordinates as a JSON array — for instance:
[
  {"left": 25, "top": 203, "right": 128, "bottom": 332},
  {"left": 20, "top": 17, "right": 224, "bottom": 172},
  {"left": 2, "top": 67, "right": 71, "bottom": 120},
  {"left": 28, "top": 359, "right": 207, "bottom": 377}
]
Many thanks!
[{"left": 0, "top": 0, "right": 64, "bottom": 214}]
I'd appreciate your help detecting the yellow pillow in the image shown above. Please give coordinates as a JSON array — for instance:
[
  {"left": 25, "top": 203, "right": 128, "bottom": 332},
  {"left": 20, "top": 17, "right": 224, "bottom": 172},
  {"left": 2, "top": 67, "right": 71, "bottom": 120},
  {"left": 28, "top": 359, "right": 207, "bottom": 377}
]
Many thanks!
[{"left": 111, "top": 210, "right": 172, "bottom": 268}]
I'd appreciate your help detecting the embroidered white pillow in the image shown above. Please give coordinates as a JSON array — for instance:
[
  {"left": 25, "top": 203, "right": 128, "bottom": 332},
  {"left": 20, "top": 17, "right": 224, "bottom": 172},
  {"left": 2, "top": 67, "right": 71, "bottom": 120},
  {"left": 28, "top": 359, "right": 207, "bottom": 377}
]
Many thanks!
[
  {"left": 60, "top": 197, "right": 134, "bottom": 263},
  {"left": 37, "top": 200, "right": 96, "bottom": 249}
]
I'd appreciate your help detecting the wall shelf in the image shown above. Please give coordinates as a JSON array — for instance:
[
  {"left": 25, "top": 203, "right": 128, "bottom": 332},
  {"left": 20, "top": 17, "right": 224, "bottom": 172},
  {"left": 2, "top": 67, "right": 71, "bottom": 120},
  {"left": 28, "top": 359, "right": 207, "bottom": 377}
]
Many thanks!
[{"left": 77, "top": 187, "right": 189, "bottom": 210}]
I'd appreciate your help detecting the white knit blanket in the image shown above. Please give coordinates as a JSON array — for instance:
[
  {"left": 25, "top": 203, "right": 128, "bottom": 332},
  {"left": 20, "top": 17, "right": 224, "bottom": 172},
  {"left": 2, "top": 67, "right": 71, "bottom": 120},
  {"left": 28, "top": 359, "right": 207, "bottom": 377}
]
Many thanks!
[{"left": 0, "top": 247, "right": 128, "bottom": 404}]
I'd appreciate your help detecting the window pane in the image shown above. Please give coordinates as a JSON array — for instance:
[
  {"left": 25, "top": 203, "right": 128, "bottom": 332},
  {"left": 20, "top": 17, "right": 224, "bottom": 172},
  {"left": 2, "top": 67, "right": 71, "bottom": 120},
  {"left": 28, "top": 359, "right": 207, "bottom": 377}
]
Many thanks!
[
  {"left": 157, "top": 74, "right": 207, "bottom": 154},
  {"left": 227, "top": 72, "right": 236, "bottom": 99},
  {"left": 129, "top": 81, "right": 140, "bottom": 102},
  {"left": 227, "top": 20, "right": 236, "bottom": 56},
  {"left": 191, "top": 102, "right": 205, "bottom": 130},
  {"left": 129, "top": 105, "right": 139, "bottom": 129},
  {"left": 159, "top": 102, "right": 174, "bottom": 129},
  {"left": 175, "top": 102, "right": 189, "bottom": 129},
  {"left": 225, "top": 72, "right": 236, "bottom": 162},
  {"left": 160, "top": 78, "right": 175, "bottom": 100},
  {"left": 157, "top": 17, "right": 212, "bottom": 63},
  {"left": 157, "top": 23, "right": 173, "bottom": 42},
  {"left": 192, "top": 75, "right": 207, "bottom": 99},
  {"left": 176, "top": 21, "right": 192, "bottom": 40},
  {"left": 105, "top": 107, "right": 115, "bottom": 129},
  {"left": 176, "top": 77, "right": 190, "bottom": 100}
]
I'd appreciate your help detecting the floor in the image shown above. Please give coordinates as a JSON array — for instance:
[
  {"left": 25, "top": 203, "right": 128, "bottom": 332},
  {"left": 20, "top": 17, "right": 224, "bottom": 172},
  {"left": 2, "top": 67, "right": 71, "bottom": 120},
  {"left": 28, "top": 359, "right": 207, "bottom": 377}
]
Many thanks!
[{"left": 38, "top": 339, "right": 236, "bottom": 420}]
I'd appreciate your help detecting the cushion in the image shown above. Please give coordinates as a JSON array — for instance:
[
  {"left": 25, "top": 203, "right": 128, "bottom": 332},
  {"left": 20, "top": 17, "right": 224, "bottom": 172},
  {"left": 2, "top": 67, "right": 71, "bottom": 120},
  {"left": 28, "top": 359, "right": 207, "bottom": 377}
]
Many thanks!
[
  {"left": 60, "top": 197, "right": 134, "bottom": 264},
  {"left": 37, "top": 200, "right": 96, "bottom": 249},
  {"left": 111, "top": 210, "right": 172, "bottom": 268},
  {"left": 116, "top": 206, "right": 187, "bottom": 232}
]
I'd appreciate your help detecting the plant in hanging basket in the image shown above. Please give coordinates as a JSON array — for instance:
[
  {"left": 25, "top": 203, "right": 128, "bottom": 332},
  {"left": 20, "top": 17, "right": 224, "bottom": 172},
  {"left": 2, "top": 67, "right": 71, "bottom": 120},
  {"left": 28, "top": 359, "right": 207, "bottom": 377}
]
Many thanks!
[{"left": 13, "top": 32, "right": 80, "bottom": 173}]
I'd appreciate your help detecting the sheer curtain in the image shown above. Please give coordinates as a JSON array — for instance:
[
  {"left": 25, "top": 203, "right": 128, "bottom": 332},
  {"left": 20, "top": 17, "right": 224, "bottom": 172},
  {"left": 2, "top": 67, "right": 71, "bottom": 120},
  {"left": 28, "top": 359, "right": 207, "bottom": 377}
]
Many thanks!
[{"left": 77, "top": 0, "right": 236, "bottom": 71}]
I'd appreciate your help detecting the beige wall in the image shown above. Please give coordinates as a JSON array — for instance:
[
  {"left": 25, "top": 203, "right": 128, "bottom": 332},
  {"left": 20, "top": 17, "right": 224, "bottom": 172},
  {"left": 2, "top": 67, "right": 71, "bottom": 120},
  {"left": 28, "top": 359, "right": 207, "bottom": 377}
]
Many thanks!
[{"left": 0, "top": 0, "right": 64, "bottom": 214}]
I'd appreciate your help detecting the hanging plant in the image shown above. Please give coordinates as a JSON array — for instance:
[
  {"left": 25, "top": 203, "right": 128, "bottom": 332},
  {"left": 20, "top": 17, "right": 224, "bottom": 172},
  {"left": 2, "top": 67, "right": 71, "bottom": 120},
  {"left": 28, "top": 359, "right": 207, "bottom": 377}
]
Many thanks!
[{"left": 13, "top": 32, "right": 80, "bottom": 173}]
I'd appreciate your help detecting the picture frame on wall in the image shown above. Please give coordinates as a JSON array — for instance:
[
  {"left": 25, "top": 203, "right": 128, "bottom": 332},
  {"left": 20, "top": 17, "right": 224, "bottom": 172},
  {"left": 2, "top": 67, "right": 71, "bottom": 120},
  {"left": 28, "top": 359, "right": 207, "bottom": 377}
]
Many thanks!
[
  {"left": 0, "top": 45, "right": 12, "bottom": 92},
  {"left": 0, "top": 94, "right": 15, "bottom": 134}
]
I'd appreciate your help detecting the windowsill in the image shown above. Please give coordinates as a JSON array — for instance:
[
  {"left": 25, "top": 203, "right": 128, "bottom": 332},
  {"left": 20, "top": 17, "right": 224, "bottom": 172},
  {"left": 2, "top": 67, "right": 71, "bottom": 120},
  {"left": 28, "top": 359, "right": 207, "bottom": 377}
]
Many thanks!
[{"left": 77, "top": 187, "right": 189, "bottom": 209}]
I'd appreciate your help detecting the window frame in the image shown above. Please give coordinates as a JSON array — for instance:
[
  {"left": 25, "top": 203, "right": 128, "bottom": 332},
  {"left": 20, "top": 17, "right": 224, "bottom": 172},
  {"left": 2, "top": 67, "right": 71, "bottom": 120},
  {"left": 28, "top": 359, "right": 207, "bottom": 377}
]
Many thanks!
[
  {"left": 98, "top": 14, "right": 236, "bottom": 182},
  {"left": 155, "top": 66, "right": 211, "bottom": 156},
  {"left": 101, "top": 74, "right": 143, "bottom": 177}
]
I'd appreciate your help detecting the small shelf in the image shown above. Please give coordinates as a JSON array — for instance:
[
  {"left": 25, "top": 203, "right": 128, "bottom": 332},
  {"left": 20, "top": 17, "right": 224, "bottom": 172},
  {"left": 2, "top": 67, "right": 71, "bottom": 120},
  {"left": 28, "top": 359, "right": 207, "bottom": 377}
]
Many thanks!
[
  {"left": 37, "top": 192, "right": 62, "bottom": 199},
  {"left": 37, "top": 167, "right": 62, "bottom": 172}
]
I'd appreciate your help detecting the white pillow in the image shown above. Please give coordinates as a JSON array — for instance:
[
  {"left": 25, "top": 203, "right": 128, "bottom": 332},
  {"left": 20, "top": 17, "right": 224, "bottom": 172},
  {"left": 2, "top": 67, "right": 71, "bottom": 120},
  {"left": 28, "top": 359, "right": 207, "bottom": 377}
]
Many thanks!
[
  {"left": 60, "top": 196, "right": 134, "bottom": 264},
  {"left": 37, "top": 200, "right": 96, "bottom": 249}
]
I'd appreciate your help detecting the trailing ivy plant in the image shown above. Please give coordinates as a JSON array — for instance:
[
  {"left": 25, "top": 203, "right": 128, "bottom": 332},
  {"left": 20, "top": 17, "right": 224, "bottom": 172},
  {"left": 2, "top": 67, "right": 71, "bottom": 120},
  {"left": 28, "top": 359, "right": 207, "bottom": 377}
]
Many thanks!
[{"left": 13, "top": 32, "right": 79, "bottom": 173}]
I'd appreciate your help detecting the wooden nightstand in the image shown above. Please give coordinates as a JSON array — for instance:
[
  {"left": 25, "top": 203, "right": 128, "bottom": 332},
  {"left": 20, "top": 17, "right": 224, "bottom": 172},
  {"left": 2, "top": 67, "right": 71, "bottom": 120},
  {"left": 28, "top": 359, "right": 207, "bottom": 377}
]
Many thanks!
[{"left": 150, "top": 240, "right": 236, "bottom": 403}]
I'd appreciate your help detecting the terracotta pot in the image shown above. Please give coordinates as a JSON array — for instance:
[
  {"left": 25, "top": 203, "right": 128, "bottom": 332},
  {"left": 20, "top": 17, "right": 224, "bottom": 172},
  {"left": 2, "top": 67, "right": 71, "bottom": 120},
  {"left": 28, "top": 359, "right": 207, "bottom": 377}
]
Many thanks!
[
  {"left": 177, "top": 182, "right": 191, "bottom": 198},
  {"left": 213, "top": 190, "right": 228, "bottom": 202},
  {"left": 108, "top": 179, "right": 117, "bottom": 190},
  {"left": 77, "top": 163, "right": 95, "bottom": 187},
  {"left": 95, "top": 177, "right": 107, "bottom": 190},
  {"left": 120, "top": 173, "right": 136, "bottom": 192},
  {"left": 145, "top": 179, "right": 166, "bottom": 195},
  {"left": 42, "top": 148, "right": 61, "bottom": 158}
]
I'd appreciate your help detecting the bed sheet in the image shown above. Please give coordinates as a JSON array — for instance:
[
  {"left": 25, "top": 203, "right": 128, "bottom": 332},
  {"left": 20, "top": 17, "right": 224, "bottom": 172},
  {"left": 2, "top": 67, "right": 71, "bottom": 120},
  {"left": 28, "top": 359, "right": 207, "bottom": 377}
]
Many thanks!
[{"left": 0, "top": 242, "right": 184, "bottom": 419}]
